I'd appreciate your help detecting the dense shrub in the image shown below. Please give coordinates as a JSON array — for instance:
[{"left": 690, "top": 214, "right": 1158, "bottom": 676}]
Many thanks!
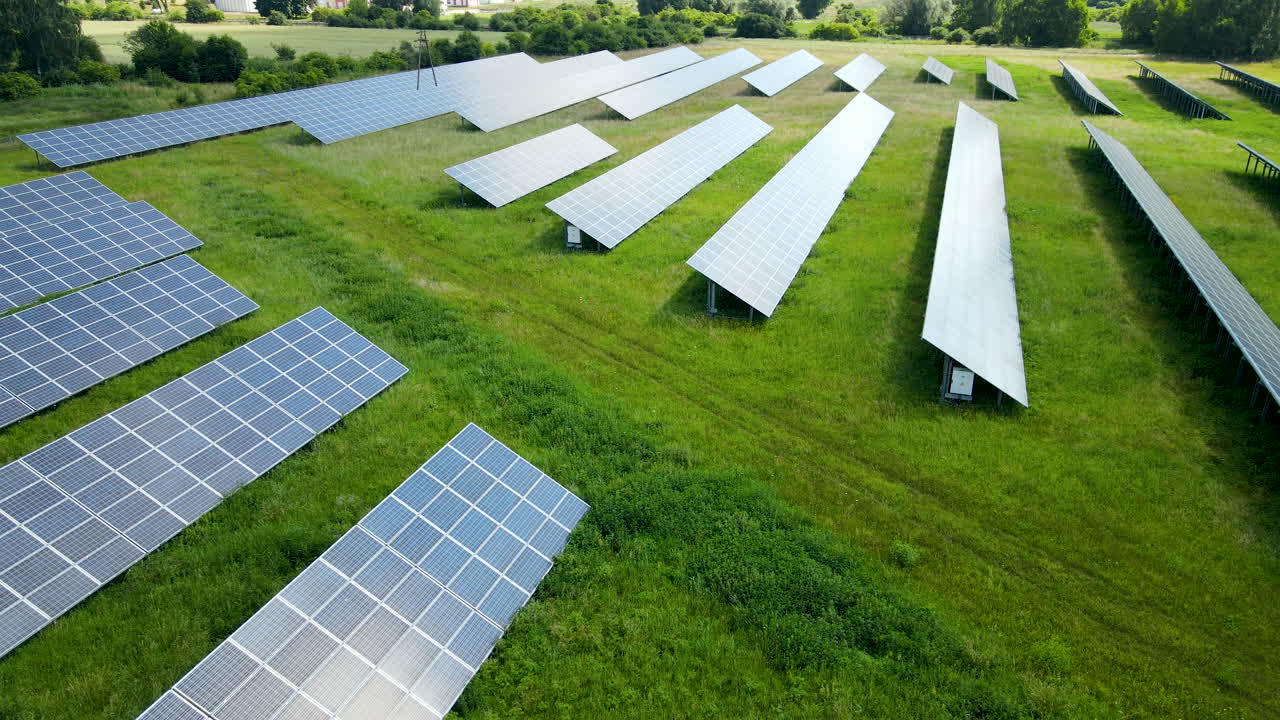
[
  {"left": 41, "top": 66, "right": 81, "bottom": 87},
  {"left": 197, "top": 34, "right": 248, "bottom": 81},
  {"left": 735, "top": 11, "right": 791, "bottom": 37},
  {"left": 945, "top": 26, "right": 969, "bottom": 42},
  {"left": 70, "top": 1, "right": 145, "bottom": 20},
  {"left": 972, "top": 24, "right": 998, "bottom": 44},
  {"left": 273, "top": 43, "right": 296, "bottom": 61},
  {"left": 297, "top": 51, "right": 338, "bottom": 77},
  {"left": 506, "top": 30, "right": 530, "bottom": 52},
  {"left": 809, "top": 22, "right": 859, "bottom": 40},
  {"left": 167, "top": 7, "right": 186, "bottom": 22},
  {"left": 453, "top": 12, "right": 481, "bottom": 30},
  {"left": 234, "top": 68, "right": 285, "bottom": 97},
  {"left": 185, "top": 0, "right": 224, "bottom": 23},
  {"left": 363, "top": 49, "right": 405, "bottom": 71},
  {"left": 268, "top": 10, "right": 287, "bottom": 25},
  {"left": 883, "top": 0, "right": 953, "bottom": 35},
  {"left": 125, "top": 20, "right": 201, "bottom": 82},
  {"left": 928, "top": 25, "right": 947, "bottom": 39},
  {"left": 832, "top": 4, "right": 885, "bottom": 35},
  {"left": 77, "top": 59, "right": 121, "bottom": 84},
  {"left": 0, "top": 71, "right": 41, "bottom": 100},
  {"left": 310, "top": 6, "right": 337, "bottom": 22},
  {"left": 999, "top": 0, "right": 1091, "bottom": 47},
  {"left": 335, "top": 55, "right": 357, "bottom": 72}
]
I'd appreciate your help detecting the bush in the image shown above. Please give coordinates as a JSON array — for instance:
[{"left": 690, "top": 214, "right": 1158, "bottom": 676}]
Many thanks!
[
  {"left": 197, "top": 34, "right": 248, "bottom": 82},
  {"left": 273, "top": 43, "right": 296, "bottom": 61},
  {"left": 363, "top": 50, "right": 405, "bottom": 71},
  {"left": 167, "top": 7, "right": 186, "bottom": 21},
  {"left": 41, "top": 67, "right": 81, "bottom": 87},
  {"left": 142, "top": 67, "right": 175, "bottom": 86},
  {"left": 0, "top": 72, "right": 41, "bottom": 101},
  {"left": 174, "top": 86, "right": 207, "bottom": 106},
  {"left": 809, "top": 21, "right": 858, "bottom": 40},
  {"left": 449, "top": 30, "right": 485, "bottom": 62},
  {"left": 310, "top": 6, "right": 337, "bottom": 22},
  {"left": 297, "top": 51, "right": 338, "bottom": 78},
  {"left": 185, "top": 0, "right": 224, "bottom": 23},
  {"left": 235, "top": 69, "right": 285, "bottom": 97},
  {"left": 125, "top": 20, "right": 201, "bottom": 83},
  {"left": 889, "top": 540, "right": 922, "bottom": 569},
  {"left": 78, "top": 60, "right": 121, "bottom": 84},
  {"left": 268, "top": 10, "right": 288, "bottom": 25},
  {"left": 973, "top": 25, "right": 998, "bottom": 44},
  {"left": 505, "top": 30, "right": 530, "bottom": 52},
  {"left": 453, "top": 11, "right": 481, "bottom": 30},
  {"left": 335, "top": 55, "right": 357, "bottom": 72},
  {"left": 734, "top": 11, "right": 790, "bottom": 37},
  {"left": 945, "top": 27, "right": 969, "bottom": 43},
  {"left": 928, "top": 25, "right": 946, "bottom": 39}
]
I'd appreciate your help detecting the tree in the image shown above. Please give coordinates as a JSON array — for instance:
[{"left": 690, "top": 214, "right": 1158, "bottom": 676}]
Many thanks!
[
  {"left": 529, "top": 23, "right": 573, "bottom": 53},
  {"left": 798, "top": 0, "right": 833, "bottom": 20},
  {"left": 196, "top": 34, "right": 246, "bottom": 80},
  {"left": 999, "top": 0, "right": 1090, "bottom": 47},
  {"left": 742, "top": 0, "right": 794, "bottom": 19},
  {"left": 449, "top": 29, "right": 484, "bottom": 61},
  {"left": 124, "top": 19, "right": 200, "bottom": 81},
  {"left": 735, "top": 11, "right": 790, "bottom": 36},
  {"left": 0, "top": 0, "right": 91, "bottom": 77},
  {"left": 952, "top": 0, "right": 997, "bottom": 31},
  {"left": 1149, "top": 0, "right": 1280, "bottom": 58},
  {"left": 256, "top": 0, "right": 313, "bottom": 19},
  {"left": 1119, "top": 0, "right": 1157, "bottom": 45},
  {"left": 185, "top": 0, "right": 223, "bottom": 23},
  {"left": 881, "top": 0, "right": 953, "bottom": 35}
]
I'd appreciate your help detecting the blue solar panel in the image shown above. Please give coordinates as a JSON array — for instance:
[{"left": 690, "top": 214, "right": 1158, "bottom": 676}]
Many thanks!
[
  {"left": 0, "top": 308, "right": 407, "bottom": 660},
  {"left": 0, "top": 172, "right": 127, "bottom": 236}
]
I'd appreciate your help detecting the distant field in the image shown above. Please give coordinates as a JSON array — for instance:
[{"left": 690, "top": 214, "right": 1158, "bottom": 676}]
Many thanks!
[
  {"left": 1, "top": 37, "right": 1279, "bottom": 720},
  {"left": 82, "top": 20, "right": 507, "bottom": 63}
]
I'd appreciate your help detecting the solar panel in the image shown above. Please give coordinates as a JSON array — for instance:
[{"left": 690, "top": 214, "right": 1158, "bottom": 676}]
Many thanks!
[
  {"left": 444, "top": 124, "right": 617, "bottom": 208},
  {"left": 598, "top": 48, "right": 762, "bottom": 120},
  {"left": 1083, "top": 121, "right": 1280, "bottom": 410},
  {"left": 985, "top": 58, "right": 1018, "bottom": 101},
  {"left": 0, "top": 255, "right": 258, "bottom": 428},
  {"left": 135, "top": 423, "right": 588, "bottom": 720},
  {"left": 0, "top": 307, "right": 407, "bottom": 659},
  {"left": 1135, "top": 61, "right": 1230, "bottom": 120},
  {"left": 686, "top": 93, "right": 894, "bottom": 317},
  {"left": 546, "top": 105, "right": 771, "bottom": 250},
  {"left": 0, "top": 172, "right": 127, "bottom": 236},
  {"left": 922, "top": 103, "right": 1028, "bottom": 407},
  {"left": 1217, "top": 61, "right": 1280, "bottom": 106},
  {"left": 457, "top": 46, "right": 703, "bottom": 132},
  {"left": 741, "top": 50, "right": 823, "bottom": 96},
  {"left": 922, "top": 56, "right": 954, "bottom": 85},
  {"left": 0, "top": 201, "right": 203, "bottom": 312},
  {"left": 1059, "top": 60, "right": 1122, "bottom": 115},
  {"left": 833, "top": 53, "right": 886, "bottom": 92}
]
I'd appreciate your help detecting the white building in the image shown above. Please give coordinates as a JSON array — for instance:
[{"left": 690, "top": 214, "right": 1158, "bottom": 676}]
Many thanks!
[{"left": 214, "top": 0, "right": 257, "bottom": 12}]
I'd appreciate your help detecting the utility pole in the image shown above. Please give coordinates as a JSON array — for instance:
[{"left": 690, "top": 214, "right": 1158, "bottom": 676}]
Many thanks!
[{"left": 416, "top": 28, "right": 437, "bottom": 90}]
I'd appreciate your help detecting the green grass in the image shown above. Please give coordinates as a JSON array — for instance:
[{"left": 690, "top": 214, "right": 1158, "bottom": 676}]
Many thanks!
[
  {"left": 82, "top": 19, "right": 507, "bottom": 63},
  {"left": 1, "top": 38, "right": 1279, "bottom": 720}
]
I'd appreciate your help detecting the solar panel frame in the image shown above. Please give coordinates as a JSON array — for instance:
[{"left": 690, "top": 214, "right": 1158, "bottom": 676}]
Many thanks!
[
  {"left": 921, "top": 103, "right": 1028, "bottom": 407},
  {"left": 0, "top": 201, "right": 203, "bottom": 312},
  {"left": 545, "top": 105, "right": 772, "bottom": 250},
  {"left": 1083, "top": 120, "right": 1280, "bottom": 409},
  {"left": 457, "top": 46, "right": 704, "bottom": 132},
  {"left": 1216, "top": 61, "right": 1280, "bottom": 106},
  {"left": 1059, "top": 60, "right": 1123, "bottom": 115},
  {"left": 598, "top": 48, "right": 763, "bottom": 120},
  {"left": 741, "top": 50, "right": 823, "bottom": 97},
  {"left": 686, "top": 93, "right": 895, "bottom": 317},
  {"left": 0, "top": 307, "right": 407, "bottom": 660},
  {"left": 833, "top": 53, "right": 886, "bottom": 92},
  {"left": 0, "top": 255, "right": 259, "bottom": 428},
  {"left": 1135, "top": 61, "right": 1230, "bottom": 120},
  {"left": 135, "top": 423, "right": 588, "bottom": 720},
  {"left": 444, "top": 124, "right": 618, "bottom": 208},
  {"left": 0, "top": 172, "right": 128, "bottom": 237},
  {"left": 922, "top": 56, "right": 955, "bottom": 85},
  {"left": 985, "top": 58, "right": 1019, "bottom": 101}
]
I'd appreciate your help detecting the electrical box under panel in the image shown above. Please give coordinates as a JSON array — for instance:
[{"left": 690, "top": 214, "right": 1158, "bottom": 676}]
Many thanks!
[{"left": 946, "top": 366, "right": 976, "bottom": 401}]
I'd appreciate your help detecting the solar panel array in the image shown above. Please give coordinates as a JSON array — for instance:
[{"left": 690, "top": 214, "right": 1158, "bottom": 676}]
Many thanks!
[
  {"left": 457, "top": 46, "right": 703, "bottom": 132},
  {"left": 0, "top": 200, "right": 202, "bottom": 312},
  {"left": 546, "top": 105, "right": 772, "bottom": 250},
  {"left": 1135, "top": 61, "right": 1230, "bottom": 120},
  {"left": 1217, "top": 61, "right": 1280, "bottom": 105},
  {"left": 0, "top": 308, "right": 407, "bottom": 659},
  {"left": 444, "top": 124, "right": 618, "bottom": 208},
  {"left": 985, "top": 58, "right": 1019, "bottom": 101},
  {"left": 686, "top": 93, "right": 895, "bottom": 317},
  {"left": 833, "top": 53, "right": 886, "bottom": 92},
  {"left": 922, "top": 103, "right": 1028, "bottom": 407},
  {"left": 1059, "top": 60, "right": 1122, "bottom": 115},
  {"left": 598, "top": 48, "right": 762, "bottom": 120},
  {"left": 1238, "top": 142, "right": 1280, "bottom": 184},
  {"left": 136, "top": 423, "right": 588, "bottom": 720},
  {"left": 0, "top": 255, "right": 258, "bottom": 429},
  {"left": 1083, "top": 121, "right": 1280, "bottom": 409},
  {"left": 922, "top": 56, "right": 954, "bottom": 85},
  {"left": 0, "top": 172, "right": 127, "bottom": 236},
  {"left": 17, "top": 52, "right": 591, "bottom": 165},
  {"left": 741, "top": 50, "right": 823, "bottom": 97}
]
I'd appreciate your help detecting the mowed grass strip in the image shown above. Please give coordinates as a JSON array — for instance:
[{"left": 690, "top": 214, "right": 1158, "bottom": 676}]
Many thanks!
[{"left": 0, "top": 37, "right": 1277, "bottom": 719}]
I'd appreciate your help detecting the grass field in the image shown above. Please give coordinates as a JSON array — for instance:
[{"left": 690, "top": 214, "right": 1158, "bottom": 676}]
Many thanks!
[
  {"left": 82, "top": 20, "right": 507, "bottom": 63},
  {"left": 2, "top": 35, "right": 1280, "bottom": 720}
]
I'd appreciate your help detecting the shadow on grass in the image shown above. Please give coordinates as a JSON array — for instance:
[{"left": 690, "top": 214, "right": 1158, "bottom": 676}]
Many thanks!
[
  {"left": 416, "top": 183, "right": 489, "bottom": 211},
  {"left": 1224, "top": 169, "right": 1280, "bottom": 223},
  {"left": 659, "top": 270, "right": 711, "bottom": 318},
  {"left": 827, "top": 78, "right": 852, "bottom": 93},
  {"left": 735, "top": 85, "right": 763, "bottom": 97},
  {"left": 1210, "top": 78, "right": 1280, "bottom": 115},
  {"left": 1065, "top": 145, "right": 1280, "bottom": 489},
  {"left": 1050, "top": 75, "right": 1093, "bottom": 116},
  {"left": 882, "top": 126, "right": 954, "bottom": 407},
  {"left": 287, "top": 130, "right": 321, "bottom": 146}
]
